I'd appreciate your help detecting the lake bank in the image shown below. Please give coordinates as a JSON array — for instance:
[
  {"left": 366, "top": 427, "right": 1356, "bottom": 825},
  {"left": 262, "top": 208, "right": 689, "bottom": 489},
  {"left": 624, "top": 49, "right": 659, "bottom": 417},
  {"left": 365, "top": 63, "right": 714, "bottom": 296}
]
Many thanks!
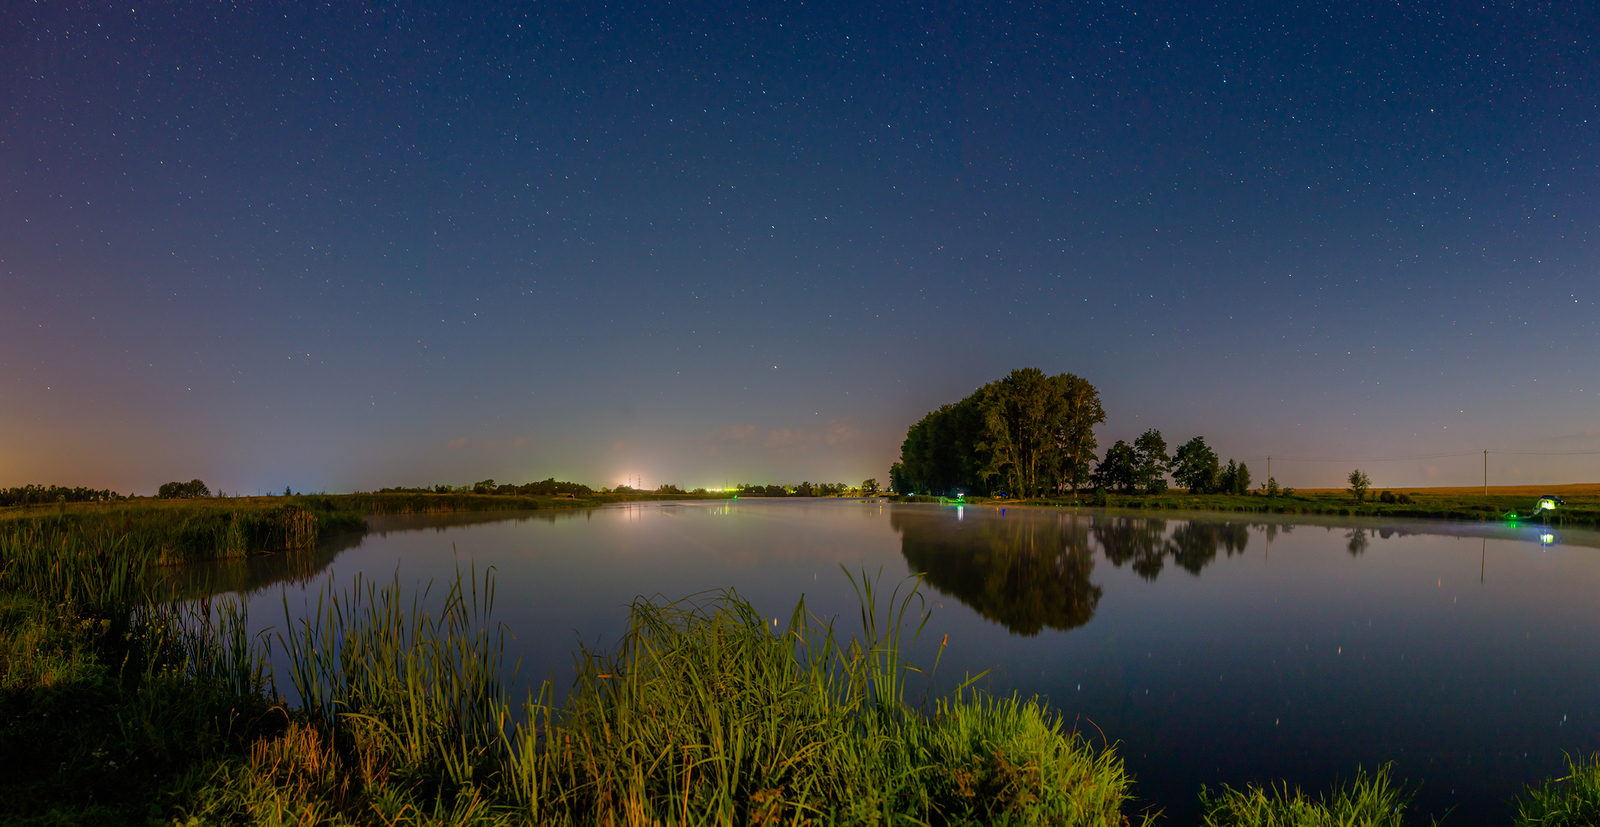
[{"left": 898, "top": 485, "right": 1600, "bottom": 528}]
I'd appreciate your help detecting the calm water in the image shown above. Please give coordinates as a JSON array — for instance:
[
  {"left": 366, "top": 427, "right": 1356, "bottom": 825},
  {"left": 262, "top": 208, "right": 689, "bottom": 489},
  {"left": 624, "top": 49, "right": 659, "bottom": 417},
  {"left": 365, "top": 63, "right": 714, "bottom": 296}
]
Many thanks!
[{"left": 189, "top": 499, "right": 1600, "bottom": 822}]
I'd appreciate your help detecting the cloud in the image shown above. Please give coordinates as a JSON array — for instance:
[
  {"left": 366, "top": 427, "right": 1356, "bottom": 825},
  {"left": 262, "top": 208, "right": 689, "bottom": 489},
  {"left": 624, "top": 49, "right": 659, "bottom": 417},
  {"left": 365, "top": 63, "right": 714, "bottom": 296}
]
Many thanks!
[
  {"left": 445, "top": 437, "right": 469, "bottom": 450},
  {"left": 698, "top": 418, "right": 866, "bottom": 456},
  {"left": 707, "top": 424, "right": 758, "bottom": 445},
  {"left": 824, "top": 418, "right": 865, "bottom": 445},
  {"left": 1537, "top": 429, "right": 1600, "bottom": 445}
]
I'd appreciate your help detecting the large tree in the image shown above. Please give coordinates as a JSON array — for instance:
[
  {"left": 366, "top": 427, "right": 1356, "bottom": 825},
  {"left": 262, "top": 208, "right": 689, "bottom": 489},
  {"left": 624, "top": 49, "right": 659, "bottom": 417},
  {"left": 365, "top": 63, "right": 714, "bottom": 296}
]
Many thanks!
[
  {"left": 894, "top": 368, "right": 1104, "bottom": 498},
  {"left": 1133, "top": 429, "right": 1170, "bottom": 494},
  {"left": 1050, "top": 373, "right": 1105, "bottom": 496},
  {"left": 1091, "top": 440, "right": 1138, "bottom": 493},
  {"left": 1172, "top": 437, "right": 1219, "bottom": 494}
]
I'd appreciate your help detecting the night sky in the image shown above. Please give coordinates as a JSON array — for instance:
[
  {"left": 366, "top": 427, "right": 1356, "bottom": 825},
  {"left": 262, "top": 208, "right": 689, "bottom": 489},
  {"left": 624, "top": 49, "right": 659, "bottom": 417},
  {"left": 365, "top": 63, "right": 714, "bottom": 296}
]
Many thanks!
[{"left": 4, "top": 1, "right": 1597, "bottom": 495}]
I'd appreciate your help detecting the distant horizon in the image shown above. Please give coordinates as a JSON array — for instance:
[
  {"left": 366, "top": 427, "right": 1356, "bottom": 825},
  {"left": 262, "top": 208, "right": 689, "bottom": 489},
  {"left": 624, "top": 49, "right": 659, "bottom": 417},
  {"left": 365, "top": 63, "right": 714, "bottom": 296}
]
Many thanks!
[{"left": 9, "top": 459, "right": 1598, "bottom": 501}]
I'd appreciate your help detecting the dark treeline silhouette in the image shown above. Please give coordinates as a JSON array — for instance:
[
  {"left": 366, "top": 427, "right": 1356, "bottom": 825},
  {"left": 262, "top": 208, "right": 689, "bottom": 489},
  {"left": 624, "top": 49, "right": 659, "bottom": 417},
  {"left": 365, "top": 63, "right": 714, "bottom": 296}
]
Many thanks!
[
  {"left": 1, "top": 485, "right": 125, "bottom": 506},
  {"left": 892, "top": 508, "right": 1102, "bottom": 636},
  {"left": 735, "top": 482, "right": 850, "bottom": 497},
  {"left": 377, "top": 478, "right": 595, "bottom": 496},
  {"left": 893, "top": 367, "right": 1259, "bottom": 498}
]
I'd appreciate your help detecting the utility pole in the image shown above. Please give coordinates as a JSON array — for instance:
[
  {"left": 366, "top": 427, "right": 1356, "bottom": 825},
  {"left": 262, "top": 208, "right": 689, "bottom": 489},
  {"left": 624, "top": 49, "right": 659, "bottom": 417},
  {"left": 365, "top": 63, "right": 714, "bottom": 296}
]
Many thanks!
[{"left": 1483, "top": 450, "right": 1488, "bottom": 497}]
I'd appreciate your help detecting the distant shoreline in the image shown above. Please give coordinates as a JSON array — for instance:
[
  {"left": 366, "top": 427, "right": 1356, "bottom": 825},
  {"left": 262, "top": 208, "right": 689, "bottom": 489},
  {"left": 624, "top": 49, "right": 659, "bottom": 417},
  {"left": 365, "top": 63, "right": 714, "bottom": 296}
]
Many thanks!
[{"left": 889, "top": 485, "right": 1600, "bottom": 529}]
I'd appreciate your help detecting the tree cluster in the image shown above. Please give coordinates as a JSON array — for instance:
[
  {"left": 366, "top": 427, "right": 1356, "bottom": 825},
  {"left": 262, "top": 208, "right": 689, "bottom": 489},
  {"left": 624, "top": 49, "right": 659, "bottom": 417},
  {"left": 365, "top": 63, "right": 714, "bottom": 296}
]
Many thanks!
[
  {"left": 376, "top": 478, "right": 595, "bottom": 496},
  {"left": 157, "top": 479, "right": 212, "bottom": 499},
  {"left": 734, "top": 482, "right": 851, "bottom": 497},
  {"left": 0, "top": 485, "right": 125, "bottom": 507},
  {"left": 1166, "top": 437, "right": 1252, "bottom": 495},
  {"left": 894, "top": 369, "right": 1269, "bottom": 499},
  {"left": 892, "top": 368, "right": 1105, "bottom": 498}
]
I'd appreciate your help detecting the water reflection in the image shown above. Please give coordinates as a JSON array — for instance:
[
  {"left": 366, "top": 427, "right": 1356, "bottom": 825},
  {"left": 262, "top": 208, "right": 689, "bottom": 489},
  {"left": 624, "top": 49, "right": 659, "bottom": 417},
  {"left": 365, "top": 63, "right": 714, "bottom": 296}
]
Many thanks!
[
  {"left": 894, "top": 510, "right": 1375, "bottom": 633},
  {"left": 891, "top": 508, "right": 1101, "bottom": 636},
  {"left": 157, "top": 509, "right": 589, "bottom": 600}
]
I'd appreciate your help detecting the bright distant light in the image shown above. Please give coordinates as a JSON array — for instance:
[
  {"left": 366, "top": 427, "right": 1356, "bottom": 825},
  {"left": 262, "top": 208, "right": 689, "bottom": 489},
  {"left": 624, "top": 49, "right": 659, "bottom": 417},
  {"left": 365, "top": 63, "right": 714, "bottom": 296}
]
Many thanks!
[{"left": 1540, "top": 533, "right": 1556, "bottom": 545}]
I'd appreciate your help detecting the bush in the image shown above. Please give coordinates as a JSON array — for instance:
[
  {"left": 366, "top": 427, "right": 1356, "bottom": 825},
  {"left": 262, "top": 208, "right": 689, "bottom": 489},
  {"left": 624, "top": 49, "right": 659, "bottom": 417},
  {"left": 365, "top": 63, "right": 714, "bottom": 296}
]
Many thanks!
[{"left": 1379, "top": 491, "right": 1397, "bottom": 504}]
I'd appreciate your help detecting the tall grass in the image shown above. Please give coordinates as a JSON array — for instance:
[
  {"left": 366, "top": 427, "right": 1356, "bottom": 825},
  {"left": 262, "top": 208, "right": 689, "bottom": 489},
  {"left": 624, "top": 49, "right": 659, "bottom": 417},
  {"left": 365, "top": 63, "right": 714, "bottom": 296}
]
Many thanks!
[
  {"left": 1197, "top": 764, "right": 1409, "bottom": 827},
  {"left": 1515, "top": 753, "right": 1600, "bottom": 827},
  {"left": 505, "top": 572, "right": 1139, "bottom": 826},
  {"left": 280, "top": 568, "right": 511, "bottom": 793},
  {"left": 0, "top": 499, "right": 362, "bottom": 568},
  {"left": 170, "top": 564, "right": 1142, "bottom": 824}
]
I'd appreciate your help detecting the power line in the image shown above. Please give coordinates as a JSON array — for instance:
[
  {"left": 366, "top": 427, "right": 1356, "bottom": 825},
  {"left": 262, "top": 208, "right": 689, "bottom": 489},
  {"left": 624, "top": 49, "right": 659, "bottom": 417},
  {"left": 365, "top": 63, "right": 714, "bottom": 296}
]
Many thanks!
[
  {"left": 1247, "top": 448, "right": 1600, "bottom": 463},
  {"left": 1487, "top": 449, "right": 1600, "bottom": 456},
  {"left": 1247, "top": 451, "right": 1479, "bottom": 463}
]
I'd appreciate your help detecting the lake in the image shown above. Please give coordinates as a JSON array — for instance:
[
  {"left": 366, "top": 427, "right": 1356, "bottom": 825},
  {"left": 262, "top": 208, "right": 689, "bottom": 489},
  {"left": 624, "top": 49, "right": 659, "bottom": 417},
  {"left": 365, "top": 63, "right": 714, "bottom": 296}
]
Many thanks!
[{"left": 187, "top": 498, "right": 1600, "bottom": 822}]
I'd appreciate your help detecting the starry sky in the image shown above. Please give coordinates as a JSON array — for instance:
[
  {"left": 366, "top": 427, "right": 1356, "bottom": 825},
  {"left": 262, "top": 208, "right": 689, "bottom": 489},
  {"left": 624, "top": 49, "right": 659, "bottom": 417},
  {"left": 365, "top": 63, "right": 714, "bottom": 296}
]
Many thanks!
[{"left": 3, "top": 1, "right": 1597, "bottom": 495}]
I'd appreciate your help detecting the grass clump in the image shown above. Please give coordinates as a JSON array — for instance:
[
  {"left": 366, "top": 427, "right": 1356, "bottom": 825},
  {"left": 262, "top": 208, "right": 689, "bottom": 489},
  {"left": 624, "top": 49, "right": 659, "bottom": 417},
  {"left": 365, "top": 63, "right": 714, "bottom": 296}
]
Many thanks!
[
  {"left": 1197, "top": 764, "right": 1408, "bottom": 827},
  {"left": 503, "top": 572, "right": 1143, "bottom": 825},
  {"left": 1515, "top": 753, "right": 1600, "bottom": 827}
]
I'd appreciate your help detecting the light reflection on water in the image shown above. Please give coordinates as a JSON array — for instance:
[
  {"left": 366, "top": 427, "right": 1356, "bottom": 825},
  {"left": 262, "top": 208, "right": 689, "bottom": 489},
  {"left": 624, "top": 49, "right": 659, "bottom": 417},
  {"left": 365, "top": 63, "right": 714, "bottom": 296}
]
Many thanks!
[{"left": 185, "top": 499, "right": 1600, "bottom": 824}]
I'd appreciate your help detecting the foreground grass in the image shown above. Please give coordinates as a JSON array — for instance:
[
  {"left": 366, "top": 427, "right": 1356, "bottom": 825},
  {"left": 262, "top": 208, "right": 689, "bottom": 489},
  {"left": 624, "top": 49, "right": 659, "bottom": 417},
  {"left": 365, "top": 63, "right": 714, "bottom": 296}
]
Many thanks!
[
  {"left": 1515, "top": 753, "right": 1600, "bottom": 827},
  {"left": 1197, "top": 765, "right": 1408, "bottom": 827}
]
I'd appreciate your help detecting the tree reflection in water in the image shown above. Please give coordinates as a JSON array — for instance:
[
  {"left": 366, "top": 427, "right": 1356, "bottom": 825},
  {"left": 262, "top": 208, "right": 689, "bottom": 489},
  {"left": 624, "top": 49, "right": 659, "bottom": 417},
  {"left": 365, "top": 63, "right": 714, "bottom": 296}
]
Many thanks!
[
  {"left": 894, "top": 508, "right": 1267, "bottom": 635},
  {"left": 892, "top": 508, "right": 1101, "bottom": 636}
]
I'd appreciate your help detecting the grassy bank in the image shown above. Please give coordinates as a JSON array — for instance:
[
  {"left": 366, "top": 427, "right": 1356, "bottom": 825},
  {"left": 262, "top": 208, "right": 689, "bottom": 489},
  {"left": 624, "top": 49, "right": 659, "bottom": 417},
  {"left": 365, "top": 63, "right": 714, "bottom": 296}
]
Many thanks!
[
  {"left": 329, "top": 489, "right": 731, "bottom": 515},
  {"left": 0, "top": 497, "right": 368, "bottom": 567},
  {"left": 912, "top": 488, "right": 1600, "bottom": 528},
  {"left": 0, "top": 488, "right": 710, "bottom": 567}
]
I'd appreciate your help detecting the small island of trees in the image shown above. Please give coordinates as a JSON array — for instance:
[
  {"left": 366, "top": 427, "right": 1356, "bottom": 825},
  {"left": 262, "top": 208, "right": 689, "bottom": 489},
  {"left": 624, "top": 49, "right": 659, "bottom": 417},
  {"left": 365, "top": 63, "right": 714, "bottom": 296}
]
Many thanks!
[{"left": 891, "top": 368, "right": 1262, "bottom": 499}]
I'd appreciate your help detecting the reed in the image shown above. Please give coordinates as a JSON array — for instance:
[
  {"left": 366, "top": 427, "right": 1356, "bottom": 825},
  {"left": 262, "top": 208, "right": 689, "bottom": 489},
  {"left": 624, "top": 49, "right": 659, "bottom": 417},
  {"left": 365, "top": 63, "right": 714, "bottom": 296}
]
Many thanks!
[
  {"left": 279, "top": 567, "right": 512, "bottom": 793},
  {"left": 0, "top": 498, "right": 365, "bottom": 572},
  {"left": 1197, "top": 764, "right": 1409, "bottom": 827}
]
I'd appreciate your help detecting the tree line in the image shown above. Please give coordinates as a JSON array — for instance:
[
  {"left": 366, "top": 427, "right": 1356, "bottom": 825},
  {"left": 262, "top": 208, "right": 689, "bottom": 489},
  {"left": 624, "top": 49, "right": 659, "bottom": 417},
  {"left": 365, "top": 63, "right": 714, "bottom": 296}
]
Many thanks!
[
  {"left": 892, "top": 368, "right": 1268, "bottom": 498},
  {"left": 1, "top": 485, "right": 126, "bottom": 507},
  {"left": 377, "top": 478, "right": 596, "bottom": 496},
  {"left": 734, "top": 481, "right": 871, "bottom": 497}
]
